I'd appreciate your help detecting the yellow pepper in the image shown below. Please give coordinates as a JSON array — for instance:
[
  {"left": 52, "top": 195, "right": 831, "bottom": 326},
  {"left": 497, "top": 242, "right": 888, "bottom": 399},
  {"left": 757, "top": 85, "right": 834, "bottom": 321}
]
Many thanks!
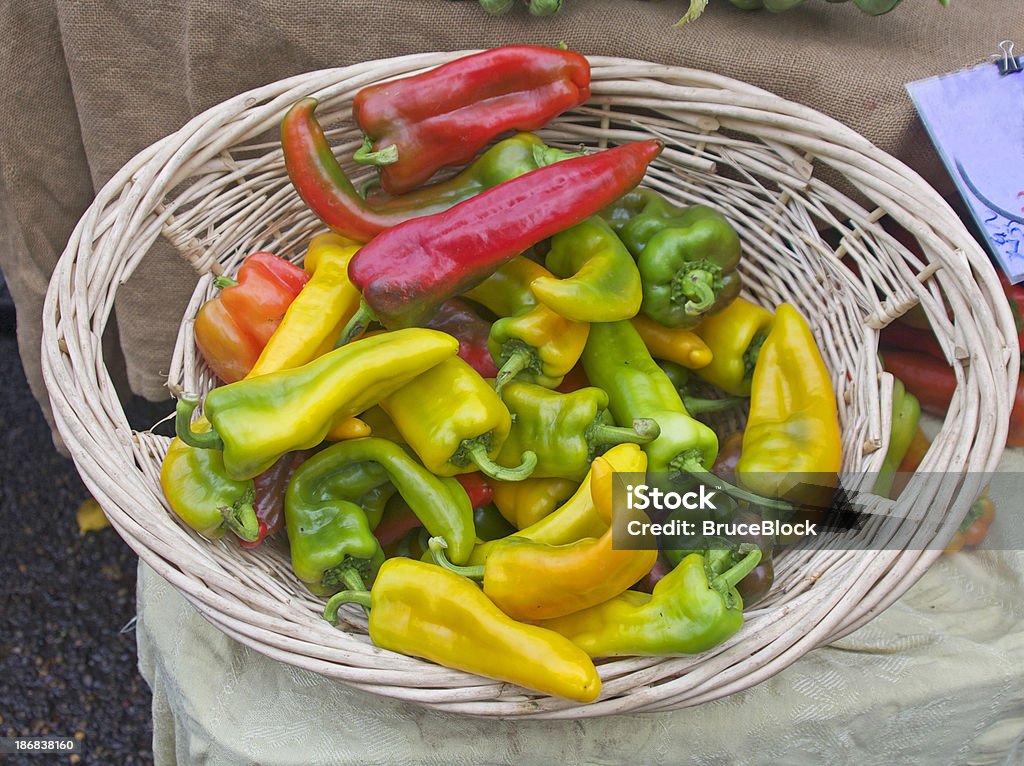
[
  {"left": 430, "top": 450, "right": 657, "bottom": 621},
  {"left": 467, "top": 442, "right": 646, "bottom": 565},
  {"left": 379, "top": 357, "right": 536, "bottom": 480},
  {"left": 464, "top": 256, "right": 589, "bottom": 391},
  {"left": 175, "top": 328, "right": 460, "bottom": 480},
  {"left": 247, "top": 232, "right": 369, "bottom": 440},
  {"left": 491, "top": 476, "right": 579, "bottom": 530},
  {"left": 735, "top": 303, "right": 842, "bottom": 501},
  {"left": 631, "top": 313, "right": 712, "bottom": 370},
  {"left": 692, "top": 296, "right": 774, "bottom": 396},
  {"left": 323, "top": 557, "right": 602, "bottom": 703}
]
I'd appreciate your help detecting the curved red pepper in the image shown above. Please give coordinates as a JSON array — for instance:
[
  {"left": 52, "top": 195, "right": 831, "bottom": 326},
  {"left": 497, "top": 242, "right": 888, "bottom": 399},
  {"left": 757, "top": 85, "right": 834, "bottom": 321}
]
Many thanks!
[
  {"left": 352, "top": 45, "right": 591, "bottom": 194},
  {"left": 344, "top": 139, "right": 663, "bottom": 335}
]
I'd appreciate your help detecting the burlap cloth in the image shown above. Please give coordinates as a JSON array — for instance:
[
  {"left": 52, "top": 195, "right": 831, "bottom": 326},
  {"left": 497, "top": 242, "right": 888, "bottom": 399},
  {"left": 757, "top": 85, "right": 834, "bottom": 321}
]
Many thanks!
[{"left": 2, "top": 0, "right": 1021, "bottom": 434}]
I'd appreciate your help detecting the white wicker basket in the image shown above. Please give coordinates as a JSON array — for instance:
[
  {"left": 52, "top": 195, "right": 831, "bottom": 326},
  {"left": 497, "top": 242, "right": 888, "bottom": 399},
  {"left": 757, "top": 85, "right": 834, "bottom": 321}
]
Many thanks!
[{"left": 42, "top": 52, "right": 1018, "bottom": 718}]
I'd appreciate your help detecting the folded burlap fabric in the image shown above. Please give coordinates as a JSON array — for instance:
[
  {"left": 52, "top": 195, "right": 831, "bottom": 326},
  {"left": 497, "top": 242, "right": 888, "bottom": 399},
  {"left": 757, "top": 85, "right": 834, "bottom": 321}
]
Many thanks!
[{"left": 1, "top": 0, "right": 1019, "bottom": 433}]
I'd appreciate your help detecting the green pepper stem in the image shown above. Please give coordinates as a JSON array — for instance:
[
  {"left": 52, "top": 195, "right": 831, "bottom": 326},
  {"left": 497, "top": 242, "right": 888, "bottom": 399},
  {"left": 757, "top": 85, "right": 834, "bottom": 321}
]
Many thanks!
[
  {"left": 586, "top": 417, "right": 661, "bottom": 449},
  {"left": 673, "top": 455, "right": 794, "bottom": 512},
  {"left": 428, "top": 536, "right": 486, "bottom": 580},
  {"left": 213, "top": 275, "right": 238, "bottom": 289},
  {"left": 743, "top": 331, "right": 767, "bottom": 379},
  {"left": 494, "top": 346, "right": 534, "bottom": 393},
  {"left": 462, "top": 440, "right": 537, "bottom": 482},
  {"left": 220, "top": 498, "right": 260, "bottom": 543},
  {"left": 532, "top": 143, "right": 584, "bottom": 168},
  {"left": 710, "top": 547, "right": 762, "bottom": 594},
  {"left": 679, "top": 268, "right": 717, "bottom": 316},
  {"left": 352, "top": 135, "right": 399, "bottom": 167},
  {"left": 336, "top": 302, "right": 375, "bottom": 347},
  {"left": 682, "top": 395, "right": 746, "bottom": 414},
  {"left": 323, "top": 590, "right": 372, "bottom": 624},
  {"left": 174, "top": 394, "right": 224, "bottom": 451}
]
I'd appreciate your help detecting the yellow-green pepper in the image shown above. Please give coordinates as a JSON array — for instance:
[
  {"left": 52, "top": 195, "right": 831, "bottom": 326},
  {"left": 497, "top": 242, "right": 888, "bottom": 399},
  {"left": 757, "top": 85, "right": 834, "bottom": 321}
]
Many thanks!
[
  {"left": 174, "top": 328, "right": 458, "bottom": 480},
  {"left": 380, "top": 356, "right": 536, "bottom": 481}
]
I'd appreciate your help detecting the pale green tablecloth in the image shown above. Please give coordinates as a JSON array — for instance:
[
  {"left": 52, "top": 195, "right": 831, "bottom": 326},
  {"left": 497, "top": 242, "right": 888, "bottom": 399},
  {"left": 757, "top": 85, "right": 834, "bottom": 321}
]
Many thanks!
[
  {"left": 136, "top": 424, "right": 1024, "bottom": 766},
  {"left": 135, "top": 551, "right": 1024, "bottom": 765}
]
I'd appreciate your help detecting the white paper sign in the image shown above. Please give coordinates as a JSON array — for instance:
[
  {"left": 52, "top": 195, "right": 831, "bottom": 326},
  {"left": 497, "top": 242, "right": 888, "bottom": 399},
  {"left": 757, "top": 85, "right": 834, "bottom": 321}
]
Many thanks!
[{"left": 907, "top": 56, "right": 1024, "bottom": 282}]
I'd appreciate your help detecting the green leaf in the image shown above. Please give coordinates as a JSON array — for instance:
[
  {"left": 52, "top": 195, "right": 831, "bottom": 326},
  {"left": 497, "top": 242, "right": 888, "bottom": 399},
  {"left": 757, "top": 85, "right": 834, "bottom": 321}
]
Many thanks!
[{"left": 675, "top": 0, "right": 709, "bottom": 26}]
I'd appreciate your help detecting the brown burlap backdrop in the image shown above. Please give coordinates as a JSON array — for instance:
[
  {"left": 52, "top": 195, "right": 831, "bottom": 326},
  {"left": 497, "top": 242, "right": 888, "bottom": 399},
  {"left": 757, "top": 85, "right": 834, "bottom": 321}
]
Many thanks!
[{"left": 1, "top": 0, "right": 1019, "bottom": 435}]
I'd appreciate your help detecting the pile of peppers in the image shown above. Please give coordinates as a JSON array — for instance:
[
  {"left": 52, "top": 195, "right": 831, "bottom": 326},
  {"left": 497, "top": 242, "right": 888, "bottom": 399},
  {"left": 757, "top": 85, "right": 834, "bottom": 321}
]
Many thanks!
[{"left": 163, "top": 46, "right": 857, "bottom": 703}]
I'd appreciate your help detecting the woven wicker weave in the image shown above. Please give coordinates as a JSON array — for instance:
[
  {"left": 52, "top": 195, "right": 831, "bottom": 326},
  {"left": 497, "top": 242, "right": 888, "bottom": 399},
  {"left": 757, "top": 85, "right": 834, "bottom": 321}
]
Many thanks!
[{"left": 41, "top": 53, "right": 1018, "bottom": 718}]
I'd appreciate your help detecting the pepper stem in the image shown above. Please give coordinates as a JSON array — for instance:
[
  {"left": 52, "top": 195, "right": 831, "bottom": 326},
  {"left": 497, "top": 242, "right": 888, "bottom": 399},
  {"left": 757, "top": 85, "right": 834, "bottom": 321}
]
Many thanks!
[
  {"left": 743, "top": 331, "right": 767, "bottom": 379},
  {"left": 531, "top": 143, "right": 584, "bottom": 168},
  {"left": 174, "top": 394, "right": 224, "bottom": 451},
  {"left": 710, "top": 547, "right": 762, "bottom": 594},
  {"left": 672, "top": 453, "right": 794, "bottom": 512},
  {"left": 494, "top": 346, "right": 536, "bottom": 393},
  {"left": 461, "top": 439, "right": 537, "bottom": 482},
  {"left": 323, "top": 590, "right": 372, "bottom": 624},
  {"left": 586, "top": 417, "right": 661, "bottom": 450},
  {"left": 220, "top": 496, "right": 260, "bottom": 543},
  {"left": 428, "top": 536, "right": 486, "bottom": 580},
  {"left": 682, "top": 395, "right": 745, "bottom": 415},
  {"left": 352, "top": 135, "right": 399, "bottom": 167},
  {"left": 679, "top": 268, "right": 717, "bottom": 316},
  {"left": 336, "top": 302, "right": 375, "bottom": 347},
  {"left": 213, "top": 275, "right": 238, "bottom": 289}
]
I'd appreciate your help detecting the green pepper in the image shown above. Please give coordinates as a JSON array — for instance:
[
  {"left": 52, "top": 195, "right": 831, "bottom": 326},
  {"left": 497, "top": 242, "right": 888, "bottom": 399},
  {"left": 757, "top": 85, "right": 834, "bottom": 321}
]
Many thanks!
[
  {"left": 535, "top": 549, "right": 760, "bottom": 656},
  {"left": 464, "top": 256, "right": 589, "bottom": 391},
  {"left": 285, "top": 449, "right": 386, "bottom": 597},
  {"left": 289, "top": 437, "right": 476, "bottom": 567},
  {"left": 610, "top": 189, "right": 743, "bottom": 328},
  {"left": 175, "top": 328, "right": 459, "bottom": 480},
  {"left": 474, "top": 504, "right": 517, "bottom": 542},
  {"left": 529, "top": 216, "right": 643, "bottom": 322},
  {"left": 581, "top": 320, "right": 786, "bottom": 510},
  {"left": 580, "top": 319, "right": 718, "bottom": 474},
  {"left": 496, "top": 381, "right": 659, "bottom": 481},
  {"left": 873, "top": 378, "right": 920, "bottom": 498},
  {"left": 160, "top": 423, "right": 259, "bottom": 542}
]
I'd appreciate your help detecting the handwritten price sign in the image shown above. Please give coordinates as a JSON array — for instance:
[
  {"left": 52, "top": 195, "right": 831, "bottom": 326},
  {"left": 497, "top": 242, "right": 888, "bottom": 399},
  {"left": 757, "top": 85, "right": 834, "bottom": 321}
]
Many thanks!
[{"left": 908, "top": 59, "right": 1024, "bottom": 282}]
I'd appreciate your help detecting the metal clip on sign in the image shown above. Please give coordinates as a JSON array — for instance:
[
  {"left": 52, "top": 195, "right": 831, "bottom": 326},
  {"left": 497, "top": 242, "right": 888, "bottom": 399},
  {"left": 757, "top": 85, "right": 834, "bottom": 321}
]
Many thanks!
[{"left": 997, "top": 40, "right": 1022, "bottom": 76}]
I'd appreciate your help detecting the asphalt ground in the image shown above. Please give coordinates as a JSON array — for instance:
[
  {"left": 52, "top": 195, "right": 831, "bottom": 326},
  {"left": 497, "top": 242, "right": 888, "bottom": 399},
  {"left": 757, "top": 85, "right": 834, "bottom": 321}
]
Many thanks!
[{"left": 1, "top": 309, "right": 157, "bottom": 764}]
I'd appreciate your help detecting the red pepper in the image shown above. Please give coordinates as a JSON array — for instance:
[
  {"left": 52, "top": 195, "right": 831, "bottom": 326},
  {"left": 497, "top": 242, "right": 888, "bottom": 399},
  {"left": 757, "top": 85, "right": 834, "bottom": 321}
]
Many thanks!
[
  {"left": 455, "top": 473, "right": 494, "bottom": 510},
  {"left": 880, "top": 350, "right": 956, "bottom": 415},
  {"left": 554, "top": 362, "right": 591, "bottom": 394},
  {"left": 238, "top": 450, "right": 311, "bottom": 549},
  {"left": 193, "top": 252, "right": 309, "bottom": 383},
  {"left": 879, "top": 321, "right": 947, "bottom": 361},
  {"left": 351, "top": 45, "right": 591, "bottom": 194},
  {"left": 343, "top": 139, "right": 663, "bottom": 337},
  {"left": 882, "top": 349, "right": 1024, "bottom": 447},
  {"left": 424, "top": 298, "right": 499, "bottom": 378},
  {"left": 282, "top": 100, "right": 578, "bottom": 243}
]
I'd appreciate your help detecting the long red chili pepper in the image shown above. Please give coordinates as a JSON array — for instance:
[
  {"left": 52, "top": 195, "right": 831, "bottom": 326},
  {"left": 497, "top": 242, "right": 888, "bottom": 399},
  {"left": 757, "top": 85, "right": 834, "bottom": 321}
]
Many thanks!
[
  {"left": 341, "top": 139, "right": 664, "bottom": 339},
  {"left": 281, "top": 98, "right": 452, "bottom": 242},
  {"left": 352, "top": 45, "right": 591, "bottom": 194}
]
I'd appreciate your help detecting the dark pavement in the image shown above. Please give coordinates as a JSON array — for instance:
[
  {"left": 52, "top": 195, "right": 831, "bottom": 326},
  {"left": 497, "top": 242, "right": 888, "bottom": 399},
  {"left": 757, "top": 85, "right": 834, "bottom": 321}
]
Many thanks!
[{"left": 1, "top": 305, "right": 156, "bottom": 764}]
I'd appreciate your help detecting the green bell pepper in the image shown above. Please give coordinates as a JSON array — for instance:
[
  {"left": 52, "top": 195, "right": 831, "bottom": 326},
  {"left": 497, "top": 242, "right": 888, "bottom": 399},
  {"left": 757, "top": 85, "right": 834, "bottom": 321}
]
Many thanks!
[
  {"left": 535, "top": 549, "right": 761, "bottom": 656},
  {"left": 608, "top": 188, "right": 743, "bottom": 328},
  {"left": 496, "top": 381, "right": 660, "bottom": 481}
]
